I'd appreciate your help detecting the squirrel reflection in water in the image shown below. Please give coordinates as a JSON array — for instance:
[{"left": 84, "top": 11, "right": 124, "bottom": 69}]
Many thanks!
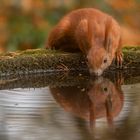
[{"left": 50, "top": 77, "right": 124, "bottom": 127}]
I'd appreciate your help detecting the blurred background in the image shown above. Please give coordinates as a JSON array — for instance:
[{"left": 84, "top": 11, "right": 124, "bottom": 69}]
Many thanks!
[{"left": 0, "top": 0, "right": 139, "bottom": 53}]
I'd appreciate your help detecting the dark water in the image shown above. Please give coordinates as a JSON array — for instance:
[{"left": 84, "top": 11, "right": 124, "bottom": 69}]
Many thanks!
[{"left": 0, "top": 72, "right": 140, "bottom": 140}]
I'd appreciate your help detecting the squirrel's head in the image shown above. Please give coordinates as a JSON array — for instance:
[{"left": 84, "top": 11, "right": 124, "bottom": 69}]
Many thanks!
[{"left": 87, "top": 47, "right": 113, "bottom": 76}]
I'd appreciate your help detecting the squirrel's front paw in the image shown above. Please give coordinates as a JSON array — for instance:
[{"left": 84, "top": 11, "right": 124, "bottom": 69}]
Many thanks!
[{"left": 115, "top": 51, "right": 123, "bottom": 68}]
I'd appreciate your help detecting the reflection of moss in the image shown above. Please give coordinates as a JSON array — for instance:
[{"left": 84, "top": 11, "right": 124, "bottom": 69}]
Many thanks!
[
  {"left": 0, "top": 70, "right": 140, "bottom": 90},
  {"left": 0, "top": 46, "right": 140, "bottom": 76}
]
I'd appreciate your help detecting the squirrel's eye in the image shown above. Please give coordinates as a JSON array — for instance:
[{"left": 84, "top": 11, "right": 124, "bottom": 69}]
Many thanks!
[
  {"left": 103, "top": 87, "right": 108, "bottom": 92},
  {"left": 103, "top": 58, "right": 107, "bottom": 63}
]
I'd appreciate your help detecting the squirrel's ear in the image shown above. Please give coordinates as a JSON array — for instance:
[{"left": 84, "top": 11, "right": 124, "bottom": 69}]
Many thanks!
[
  {"left": 104, "top": 18, "right": 122, "bottom": 53},
  {"left": 104, "top": 25, "right": 112, "bottom": 52},
  {"left": 104, "top": 19, "right": 113, "bottom": 52},
  {"left": 104, "top": 36, "right": 112, "bottom": 52}
]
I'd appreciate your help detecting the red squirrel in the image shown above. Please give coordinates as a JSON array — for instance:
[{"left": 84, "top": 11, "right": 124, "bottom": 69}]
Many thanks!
[
  {"left": 46, "top": 8, "right": 123, "bottom": 76},
  {"left": 50, "top": 77, "right": 124, "bottom": 127}
]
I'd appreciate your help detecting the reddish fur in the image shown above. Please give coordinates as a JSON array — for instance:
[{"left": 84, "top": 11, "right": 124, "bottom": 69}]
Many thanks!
[
  {"left": 50, "top": 78, "right": 124, "bottom": 124},
  {"left": 46, "top": 8, "right": 122, "bottom": 75}
]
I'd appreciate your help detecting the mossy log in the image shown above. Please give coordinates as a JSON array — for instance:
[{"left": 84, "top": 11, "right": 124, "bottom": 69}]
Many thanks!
[
  {"left": 0, "top": 46, "right": 139, "bottom": 77},
  {"left": 0, "top": 46, "right": 140, "bottom": 90}
]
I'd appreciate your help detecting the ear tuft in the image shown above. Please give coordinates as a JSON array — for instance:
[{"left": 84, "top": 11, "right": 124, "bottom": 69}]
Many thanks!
[
  {"left": 104, "top": 19, "right": 113, "bottom": 52},
  {"left": 105, "top": 37, "right": 112, "bottom": 52}
]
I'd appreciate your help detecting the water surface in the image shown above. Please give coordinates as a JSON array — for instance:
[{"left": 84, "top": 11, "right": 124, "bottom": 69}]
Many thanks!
[{"left": 0, "top": 72, "right": 140, "bottom": 140}]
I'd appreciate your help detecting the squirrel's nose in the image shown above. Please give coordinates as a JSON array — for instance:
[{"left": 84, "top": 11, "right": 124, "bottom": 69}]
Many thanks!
[
  {"left": 94, "top": 69, "right": 103, "bottom": 76},
  {"left": 89, "top": 68, "right": 103, "bottom": 76}
]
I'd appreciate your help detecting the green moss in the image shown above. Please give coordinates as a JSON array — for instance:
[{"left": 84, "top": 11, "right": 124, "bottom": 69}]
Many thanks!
[
  {"left": 123, "top": 46, "right": 140, "bottom": 52},
  {"left": 0, "top": 46, "right": 139, "bottom": 76},
  {"left": 0, "top": 48, "right": 85, "bottom": 76}
]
